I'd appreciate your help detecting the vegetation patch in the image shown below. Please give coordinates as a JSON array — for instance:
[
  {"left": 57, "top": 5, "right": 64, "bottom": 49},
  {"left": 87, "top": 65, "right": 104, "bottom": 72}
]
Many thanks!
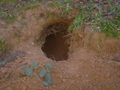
[
  {"left": 21, "top": 3, "right": 41, "bottom": 10},
  {"left": 20, "top": 61, "right": 54, "bottom": 87}
]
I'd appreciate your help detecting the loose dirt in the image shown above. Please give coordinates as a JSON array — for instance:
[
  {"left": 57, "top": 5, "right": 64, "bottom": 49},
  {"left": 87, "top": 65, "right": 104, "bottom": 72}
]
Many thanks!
[{"left": 0, "top": 2, "right": 120, "bottom": 90}]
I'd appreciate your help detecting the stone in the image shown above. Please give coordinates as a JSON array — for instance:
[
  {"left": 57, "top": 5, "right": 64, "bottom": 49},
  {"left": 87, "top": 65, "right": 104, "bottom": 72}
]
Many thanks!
[{"left": 31, "top": 42, "right": 35, "bottom": 46}]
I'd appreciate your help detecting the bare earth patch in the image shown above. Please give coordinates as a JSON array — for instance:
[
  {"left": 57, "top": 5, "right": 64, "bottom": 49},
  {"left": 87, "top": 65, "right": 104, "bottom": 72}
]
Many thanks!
[{"left": 0, "top": 2, "right": 120, "bottom": 90}]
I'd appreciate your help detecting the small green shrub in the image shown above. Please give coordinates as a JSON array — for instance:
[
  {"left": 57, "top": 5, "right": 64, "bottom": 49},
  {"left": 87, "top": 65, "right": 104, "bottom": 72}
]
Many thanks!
[
  {"left": 0, "top": 0, "right": 18, "bottom": 5},
  {"left": 68, "top": 1, "right": 120, "bottom": 38},
  {"left": 22, "top": 3, "right": 41, "bottom": 10},
  {"left": 0, "top": 40, "right": 5, "bottom": 52},
  {"left": 0, "top": 40, "right": 11, "bottom": 52},
  {"left": 20, "top": 61, "right": 54, "bottom": 87}
]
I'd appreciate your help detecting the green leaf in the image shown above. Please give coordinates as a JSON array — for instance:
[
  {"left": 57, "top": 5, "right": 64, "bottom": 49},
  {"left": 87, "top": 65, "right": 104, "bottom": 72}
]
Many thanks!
[
  {"left": 0, "top": 40, "right": 4, "bottom": 45},
  {"left": 45, "top": 63, "right": 49, "bottom": 67},
  {"left": 21, "top": 66, "right": 26, "bottom": 70},
  {"left": 29, "top": 64, "right": 31, "bottom": 68},
  {"left": 7, "top": 46, "right": 10, "bottom": 50},
  {"left": 43, "top": 81, "right": 49, "bottom": 87},
  {"left": 33, "top": 61, "right": 37, "bottom": 69},
  {"left": 39, "top": 69, "right": 46, "bottom": 77},
  {"left": 48, "top": 66, "right": 52, "bottom": 72},
  {"left": 45, "top": 74, "right": 52, "bottom": 85},
  {"left": 25, "top": 68, "right": 34, "bottom": 76},
  {"left": 19, "top": 72, "right": 26, "bottom": 76},
  {"left": 50, "top": 62, "right": 54, "bottom": 66},
  {"left": 0, "top": 60, "right": 7, "bottom": 65},
  {"left": 46, "top": 68, "right": 50, "bottom": 72}
]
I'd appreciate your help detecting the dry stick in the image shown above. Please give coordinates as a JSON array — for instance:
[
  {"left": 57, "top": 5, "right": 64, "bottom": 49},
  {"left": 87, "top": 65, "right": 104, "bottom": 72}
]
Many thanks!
[
  {"left": 75, "top": 68, "right": 100, "bottom": 90},
  {"left": 88, "top": 81, "right": 120, "bottom": 87}
]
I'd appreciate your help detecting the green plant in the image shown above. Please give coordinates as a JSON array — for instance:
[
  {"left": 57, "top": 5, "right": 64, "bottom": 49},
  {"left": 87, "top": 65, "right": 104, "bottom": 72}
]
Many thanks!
[
  {"left": 0, "top": 40, "right": 11, "bottom": 52},
  {"left": 48, "top": 2, "right": 57, "bottom": 7},
  {"left": 6, "top": 17, "right": 17, "bottom": 24},
  {"left": 0, "top": 40, "right": 5, "bottom": 52},
  {"left": 16, "top": 38, "right": 19, "bottom": 43},
  {"left": 97, "top": 44, "right": 101, "bottom": 52},
  {"left": 21, "top": 3, "right": 41, "bottom": 10},
  {"left": 68, "top": 1, "right": 120, "bottom": 38},
  {"left": 46, "top": 9, "right": 51, "bottom": 20},
  {"left": 20, "top": 61, "right": 54, "bottom": 87},
  {"left": 0, "top": 0, "right": 18, "bottom": 5}
]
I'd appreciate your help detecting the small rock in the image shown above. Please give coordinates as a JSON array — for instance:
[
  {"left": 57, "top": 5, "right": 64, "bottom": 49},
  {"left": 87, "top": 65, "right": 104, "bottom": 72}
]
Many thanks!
[{"left": 31, "top": 42, "right": 35, "bottom": 46}]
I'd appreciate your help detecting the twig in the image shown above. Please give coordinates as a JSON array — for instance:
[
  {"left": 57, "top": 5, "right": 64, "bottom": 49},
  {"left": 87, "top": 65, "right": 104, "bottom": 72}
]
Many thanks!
[
  {"left": 51, "top": 55, "right": 56, "bottom": 60},
  {"left": 88, "top": 81, "right": 120, "bottom": 87},
  {"left": 75, "top": 68, "right": 100, "bottom": 90},
  {"left": 34, "top": 73, "right": 42, "bottom": 81}
]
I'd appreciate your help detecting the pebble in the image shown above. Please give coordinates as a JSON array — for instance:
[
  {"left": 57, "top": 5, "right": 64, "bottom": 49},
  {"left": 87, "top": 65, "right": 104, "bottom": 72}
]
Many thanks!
[{"left": 31, "top": 42, "right": 35, "bottom": 46}]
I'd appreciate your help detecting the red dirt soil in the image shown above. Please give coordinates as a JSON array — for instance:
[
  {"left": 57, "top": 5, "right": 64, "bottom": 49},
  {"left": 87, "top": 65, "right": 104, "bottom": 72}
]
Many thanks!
[{"left": 0, "top": 2, "right": 120, "bottom": 90}]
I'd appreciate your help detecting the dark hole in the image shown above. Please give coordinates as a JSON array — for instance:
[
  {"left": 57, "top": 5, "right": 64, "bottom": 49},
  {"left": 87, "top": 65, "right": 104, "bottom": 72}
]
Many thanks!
[{"left": 42, "top": 31, "right": 69, "bottom": 61}]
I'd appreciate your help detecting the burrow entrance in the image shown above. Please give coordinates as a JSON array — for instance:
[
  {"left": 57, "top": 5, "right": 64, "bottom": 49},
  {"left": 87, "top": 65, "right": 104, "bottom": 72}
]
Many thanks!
[{"left": 41, "top": 20, "right": 71, "bottom": 61}]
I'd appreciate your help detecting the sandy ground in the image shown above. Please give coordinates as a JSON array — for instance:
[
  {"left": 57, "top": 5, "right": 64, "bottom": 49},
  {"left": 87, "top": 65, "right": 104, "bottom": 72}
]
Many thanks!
[{"left": 0, "top": 2, "right": 120, "bottom": 90}]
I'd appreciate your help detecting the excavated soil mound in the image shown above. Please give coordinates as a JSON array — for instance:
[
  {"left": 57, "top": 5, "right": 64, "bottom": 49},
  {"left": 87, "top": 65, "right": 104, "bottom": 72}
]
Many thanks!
[{"left": 0, "top": 2, "right": 120, "bottom": 90}]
